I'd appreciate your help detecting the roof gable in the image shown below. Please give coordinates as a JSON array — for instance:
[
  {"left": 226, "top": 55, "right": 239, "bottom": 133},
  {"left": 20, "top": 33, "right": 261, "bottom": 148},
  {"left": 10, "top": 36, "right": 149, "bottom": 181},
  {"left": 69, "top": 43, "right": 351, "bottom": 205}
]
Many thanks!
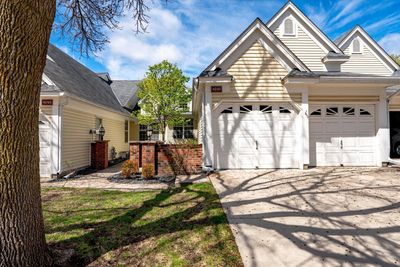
[
  {"left": 266, "top": 1, "right": 343, "bottom": 54},
  {"left": 201, "top": 18, "right": 310, "bottom": 75},
  {"left": 336, "top": 26, "right": 400, "bottom": 72}
]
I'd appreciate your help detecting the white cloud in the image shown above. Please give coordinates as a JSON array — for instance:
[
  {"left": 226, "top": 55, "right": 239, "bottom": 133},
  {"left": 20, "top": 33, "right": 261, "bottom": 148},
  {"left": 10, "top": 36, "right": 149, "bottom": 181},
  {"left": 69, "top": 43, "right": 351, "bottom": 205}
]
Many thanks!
[
  {"left": 96, "top": 0, "right": 264, "bottom": 80},
  {"left": 380, "top": 33, "right": 400, "bottom": 55}
]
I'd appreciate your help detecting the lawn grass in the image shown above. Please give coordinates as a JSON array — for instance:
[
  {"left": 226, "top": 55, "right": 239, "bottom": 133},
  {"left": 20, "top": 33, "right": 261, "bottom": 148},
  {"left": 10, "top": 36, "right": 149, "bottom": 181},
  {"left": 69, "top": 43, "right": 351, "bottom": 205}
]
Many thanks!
[{"left": 42, "top": 183, "right": 243, "bottom": 266}]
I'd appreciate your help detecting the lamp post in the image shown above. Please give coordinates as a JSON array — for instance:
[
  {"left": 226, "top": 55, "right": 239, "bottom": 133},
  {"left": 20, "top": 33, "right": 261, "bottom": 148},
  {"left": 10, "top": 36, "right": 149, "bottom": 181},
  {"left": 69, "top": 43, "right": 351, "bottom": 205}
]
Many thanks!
[{"left": 98, "top": 124, "right": 106, "bottom": 141}]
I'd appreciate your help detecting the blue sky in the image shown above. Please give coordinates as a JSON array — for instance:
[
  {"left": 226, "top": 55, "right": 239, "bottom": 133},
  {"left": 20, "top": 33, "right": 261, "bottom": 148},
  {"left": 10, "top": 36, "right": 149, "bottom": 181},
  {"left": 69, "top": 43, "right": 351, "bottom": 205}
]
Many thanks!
[{"left": 50, "top": 0, "right": 400, "bottom": 80}]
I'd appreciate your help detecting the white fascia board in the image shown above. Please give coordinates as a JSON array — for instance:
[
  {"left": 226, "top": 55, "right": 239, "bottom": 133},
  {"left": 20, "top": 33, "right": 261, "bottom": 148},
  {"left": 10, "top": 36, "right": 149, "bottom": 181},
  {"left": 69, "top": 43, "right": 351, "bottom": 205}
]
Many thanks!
[
  {"left": 42, "top": 73, "right": 55, "bottom": 85},
  {"left": 267, "top": 2, "right": 342, "bottom": 54},
  {"left": 319, "top": 76, "right": 400, "bottom": 84},
  {"left": 40, "top": 92, "right": 64, "bottom": 97},
  {"left": 322, "top": 58, "right": 349, "bottom": 63},
  {"left": 257, "top": 27, "right": 309, "bottom": 71},
  {"left": 338, "top": 26, "right": 400, "bottom": 71}
]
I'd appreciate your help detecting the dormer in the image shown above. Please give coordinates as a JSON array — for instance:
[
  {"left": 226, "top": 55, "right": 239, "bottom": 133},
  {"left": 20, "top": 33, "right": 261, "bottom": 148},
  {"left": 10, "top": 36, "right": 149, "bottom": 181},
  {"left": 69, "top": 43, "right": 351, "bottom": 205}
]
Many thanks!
[
  {"left": 267, "top": 1, "right": 344, "bottom": 72},
  {"left": 335, "top": 26, "right": 400, "bottom": 76}
]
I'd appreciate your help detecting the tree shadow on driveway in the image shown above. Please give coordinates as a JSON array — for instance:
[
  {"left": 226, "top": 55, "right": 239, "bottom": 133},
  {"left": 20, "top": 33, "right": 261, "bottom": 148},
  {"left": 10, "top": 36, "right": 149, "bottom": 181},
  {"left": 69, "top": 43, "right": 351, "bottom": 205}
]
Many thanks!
[{"left": 210, "top": 167, "right": 400, "bottom": 267}]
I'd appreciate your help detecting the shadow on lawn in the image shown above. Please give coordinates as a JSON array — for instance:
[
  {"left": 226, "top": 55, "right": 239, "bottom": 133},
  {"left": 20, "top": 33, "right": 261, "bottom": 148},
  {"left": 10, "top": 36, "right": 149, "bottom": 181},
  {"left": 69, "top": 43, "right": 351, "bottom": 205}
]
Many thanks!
[
  {"left": 212, "top": 168, "right": 400, "bottom": 267},
  {"left": 47, "top": 184, "right": 237, "bottom": 266}
]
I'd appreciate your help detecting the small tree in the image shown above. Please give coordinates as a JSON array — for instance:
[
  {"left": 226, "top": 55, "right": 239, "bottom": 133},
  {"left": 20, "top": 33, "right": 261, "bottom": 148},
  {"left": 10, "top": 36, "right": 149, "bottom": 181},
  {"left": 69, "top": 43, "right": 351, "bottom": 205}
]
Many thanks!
[
  {"left": 136, "top": 60, "right": 191, "bottom": 141},
  {"left": 391, "top": 54, "right": 400, "bottom": 65}
]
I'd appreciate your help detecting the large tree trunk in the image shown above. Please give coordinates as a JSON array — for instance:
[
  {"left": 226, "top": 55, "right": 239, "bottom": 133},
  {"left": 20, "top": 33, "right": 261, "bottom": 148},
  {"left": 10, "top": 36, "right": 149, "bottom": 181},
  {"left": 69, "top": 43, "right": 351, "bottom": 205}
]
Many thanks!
[{"left": 0, "top": 1, "right": 56, "bottom": 266}]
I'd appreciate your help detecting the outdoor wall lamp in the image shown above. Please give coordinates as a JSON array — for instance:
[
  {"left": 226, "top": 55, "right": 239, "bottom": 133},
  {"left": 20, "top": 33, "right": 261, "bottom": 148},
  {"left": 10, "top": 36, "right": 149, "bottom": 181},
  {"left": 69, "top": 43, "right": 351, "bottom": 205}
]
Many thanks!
[
  {"left": 98, "top": 124, "right": 106, "bottom": 141},
  {"left": 146, "top": 128, "right": 153, "bottom": 140}
]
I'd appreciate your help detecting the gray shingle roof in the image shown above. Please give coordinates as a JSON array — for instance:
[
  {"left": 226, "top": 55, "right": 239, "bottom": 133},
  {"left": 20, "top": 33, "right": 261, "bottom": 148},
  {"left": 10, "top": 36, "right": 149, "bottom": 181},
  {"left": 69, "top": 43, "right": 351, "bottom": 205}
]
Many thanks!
[
  {"left": 42, "top": 44, "right": 129, "bottom": 114},
  {"left": 334, "top": 27, "right": 355, "bottom": 45},
  {"left": 110, "top": 80, "right": 140, "bottom": 110}
]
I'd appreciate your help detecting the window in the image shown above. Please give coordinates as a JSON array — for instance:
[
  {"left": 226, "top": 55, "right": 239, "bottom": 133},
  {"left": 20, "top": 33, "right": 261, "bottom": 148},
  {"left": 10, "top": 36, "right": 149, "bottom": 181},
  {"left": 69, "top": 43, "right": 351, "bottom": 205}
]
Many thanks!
[
  {"left": 260, "top": 105, "right": 272, "bottom": 113},
  {"left": 283, "top": 18, "right": 295, "bottom": 36},
  {"left": 173, "top": 120, "right": 194, "bottom": 139},
  {"left": 310, "top": 109, "right": 322, "bottom": 116},
  {"left": 326, "top": 107, "right": 339, "bottom": 116},
  {"left": 343, "top": 107, "right": 355, "bottom": 116},
  {"left": 124, "top": 120, "right": 129, "bottom": 143},
  {"left": 352, "top": 39, "right": 361, "bottom": 54},
  {"left": 221, "top": 107, "right": 233, "bottom": 114},
  {"left": 139, "top": 125, "right": 159, "bottom": 141},
  {"left": 279, "top": 106, "right": 291, "bottom": 114},
  {"left": 360, "top": 108, "right": 372, "bottom": 116},
  {"left": 240, "top": 105, "right": 252, "bottom": 113}
]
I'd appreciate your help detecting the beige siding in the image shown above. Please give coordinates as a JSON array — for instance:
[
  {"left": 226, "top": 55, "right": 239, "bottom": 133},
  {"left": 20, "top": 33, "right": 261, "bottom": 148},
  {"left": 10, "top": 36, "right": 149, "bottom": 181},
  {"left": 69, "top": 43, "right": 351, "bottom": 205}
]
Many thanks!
[
  {"left": 213, "top": 42, "right": 298, "bottom": 105},
  {"left": 274, "top": 25, "right": 326, "bottom": 71},
  {"left": 341, "top": 44, "right": 392, "bottom": 76},
  {"left": 102, "top": 117, "right": 129, "bottom": 158},
  {"left": 40, "top": 106, "right": 52, "bottom": 117},
  {"left": 62, "top": 108, "right": 94, "bottom": 171},
  {"left": 62, "top": 106, "right": 130, "bottom": 172}
]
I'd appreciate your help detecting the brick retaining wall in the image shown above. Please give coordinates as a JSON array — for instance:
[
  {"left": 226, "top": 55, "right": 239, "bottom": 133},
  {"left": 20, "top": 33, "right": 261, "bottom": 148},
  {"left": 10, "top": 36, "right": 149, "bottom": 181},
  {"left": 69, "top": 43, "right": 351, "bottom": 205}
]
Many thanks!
[{"left": 129, "top": 141, "right": 202, "bottom": 177}]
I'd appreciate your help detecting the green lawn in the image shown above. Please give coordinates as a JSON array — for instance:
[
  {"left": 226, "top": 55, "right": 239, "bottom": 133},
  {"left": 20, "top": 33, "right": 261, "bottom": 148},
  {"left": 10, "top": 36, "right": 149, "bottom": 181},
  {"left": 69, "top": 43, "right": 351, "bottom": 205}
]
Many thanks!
[{"left": 42, "top": 183, "right": 242, "bottom": 266}]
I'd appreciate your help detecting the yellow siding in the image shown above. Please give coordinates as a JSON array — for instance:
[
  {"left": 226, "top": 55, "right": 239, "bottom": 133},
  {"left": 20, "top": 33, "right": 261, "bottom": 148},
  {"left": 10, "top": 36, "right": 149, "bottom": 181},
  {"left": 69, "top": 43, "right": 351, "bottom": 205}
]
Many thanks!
[
  {"left": 40, "top": 106, "right": 52, "bottom": 117},
  {"left": 62, "top": 108, "right": 94, "bottom": 171},
  {"left": 213, "top": 42, "right": 296, "bottom": 105},
  {"left": 342, "top": 43, "right": 392, "bottom": 76},
  {"left": 102, "top": 117, "right": 129, "bottom": 158},
  {"left": 274, "top": 26, "right": 326, "bottom": 71}
]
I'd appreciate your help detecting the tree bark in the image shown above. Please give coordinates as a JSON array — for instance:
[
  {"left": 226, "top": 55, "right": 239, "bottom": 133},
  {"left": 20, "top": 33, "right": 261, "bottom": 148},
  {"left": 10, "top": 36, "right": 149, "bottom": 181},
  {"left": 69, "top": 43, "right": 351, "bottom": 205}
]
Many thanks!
[{"left": 0, "top": 1, "right": 56, "bottom": 266}]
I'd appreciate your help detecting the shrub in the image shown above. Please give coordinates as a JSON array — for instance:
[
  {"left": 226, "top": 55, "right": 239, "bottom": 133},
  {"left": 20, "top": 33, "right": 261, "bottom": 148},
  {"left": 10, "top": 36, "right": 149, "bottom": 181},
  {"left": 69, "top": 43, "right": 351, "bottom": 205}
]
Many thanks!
[
  {"left": 121, "top": 160, "right": 138, "bottom": 178},
  {"left": 142, "top": 164, "right": 154, "bottom": 179}
]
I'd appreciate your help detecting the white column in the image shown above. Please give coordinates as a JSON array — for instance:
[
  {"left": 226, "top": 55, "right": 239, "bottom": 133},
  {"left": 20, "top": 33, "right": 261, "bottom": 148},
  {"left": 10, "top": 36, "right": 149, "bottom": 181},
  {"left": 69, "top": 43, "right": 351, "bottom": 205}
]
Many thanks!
[
  {"left": 301, "top": 90, "right": 310, "bottom": 168},
  {"left": 377, "top": 90, "right": 390, "bottom": 165},
  {"left": 203, "top": 86, "right": 214, "bottom": 169},
  {"left": 51, "top": 97, "right": 60, "bottom": 175}
]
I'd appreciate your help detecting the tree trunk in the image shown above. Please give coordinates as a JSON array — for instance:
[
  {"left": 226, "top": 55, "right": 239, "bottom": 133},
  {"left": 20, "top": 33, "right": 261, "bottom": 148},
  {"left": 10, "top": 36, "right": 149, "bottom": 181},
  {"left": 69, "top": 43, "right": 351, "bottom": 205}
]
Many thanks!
[{"left": 0, "top": 1, "right": 56, "bottom": 266}]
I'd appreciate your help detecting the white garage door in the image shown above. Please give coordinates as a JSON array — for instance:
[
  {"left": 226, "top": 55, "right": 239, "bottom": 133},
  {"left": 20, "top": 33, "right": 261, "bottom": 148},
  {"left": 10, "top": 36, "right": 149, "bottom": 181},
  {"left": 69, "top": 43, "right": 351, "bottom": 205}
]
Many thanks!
[
  {"left": 39, "top": 121, "right": 51, "bottom": 177},
  {"left": 310, "top": 105, "right": 376, "bottom": 166},
  {"left": 215, "top": 103, "right": 297, "bottom": 169}
]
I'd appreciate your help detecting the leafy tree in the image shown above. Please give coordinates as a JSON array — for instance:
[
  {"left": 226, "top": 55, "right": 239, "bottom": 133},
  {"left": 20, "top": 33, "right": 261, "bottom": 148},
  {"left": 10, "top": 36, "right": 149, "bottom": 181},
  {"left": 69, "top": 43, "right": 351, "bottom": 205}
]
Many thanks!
[
  {"left": 136, "top": 60, "right": 191, "bottom": 142},
  {"left": 391, "top": 54, "right": 400, "bottom": 65},
  {"left": 0, "top": 0, "right": 156, "bottom": 266}
]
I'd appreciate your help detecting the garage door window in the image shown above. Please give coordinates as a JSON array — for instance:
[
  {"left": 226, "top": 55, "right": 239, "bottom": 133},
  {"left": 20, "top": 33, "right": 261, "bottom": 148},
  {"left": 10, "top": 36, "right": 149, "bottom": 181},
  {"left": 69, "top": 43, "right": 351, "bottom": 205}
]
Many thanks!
[
  {"left": 221, "top": 107, "right": 233, "bottom": 114},
  {"left": 310, "top": 108, "right": 322, "bottom": 116},
  {"left": 260, "top": 105, "right": 272, "bottom": 113},
  {"left": 343, "top": 107, "right": 355, "bottom": 116},
  {"left": 326, "top": 107, "right": 339, "bottom": 116},
  {"left": 279, "top": 106, "right": 291, "bottom": 114},
  {"left": 240, "top": 105, "right": 252, "bottom": 113},
  {"left": 360, "top": 108, "right": 372, "bottom": 116}
]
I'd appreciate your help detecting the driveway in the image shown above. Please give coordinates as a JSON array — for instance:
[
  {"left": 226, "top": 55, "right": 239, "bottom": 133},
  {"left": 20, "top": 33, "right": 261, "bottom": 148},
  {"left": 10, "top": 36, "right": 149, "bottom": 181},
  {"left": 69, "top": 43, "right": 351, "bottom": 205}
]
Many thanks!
[{"left": 210, "top": 167, "right": 400, "bottom": 267}]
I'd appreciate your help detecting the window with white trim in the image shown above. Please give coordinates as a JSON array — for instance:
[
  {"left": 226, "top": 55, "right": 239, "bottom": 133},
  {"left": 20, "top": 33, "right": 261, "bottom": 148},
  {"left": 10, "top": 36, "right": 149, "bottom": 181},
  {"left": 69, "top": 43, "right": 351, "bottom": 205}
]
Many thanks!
[
  {"left": 173, "top": 119, "right": 194, "bottom": 139},
  {"left": 240, "top": 105, "right": 252, "bottom": 114},
  {"left": 283, "top": 18, "right": 295, "bottom": 36},
  {"left": 352, "top": 38, "right": 362, "bottom": 54},
  {"left": 139, "top": 125, "right": 159, "bottom": 141}
]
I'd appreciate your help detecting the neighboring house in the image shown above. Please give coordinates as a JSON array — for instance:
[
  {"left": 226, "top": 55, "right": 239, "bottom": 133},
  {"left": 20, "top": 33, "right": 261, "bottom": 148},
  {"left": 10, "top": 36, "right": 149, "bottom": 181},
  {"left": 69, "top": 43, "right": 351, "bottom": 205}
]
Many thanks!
[
  {"left": 193, "top": 1, "right": 400, "bottom": 170},
  {"left": 40, "top": 44, "right": 139, "bottom": 178}
]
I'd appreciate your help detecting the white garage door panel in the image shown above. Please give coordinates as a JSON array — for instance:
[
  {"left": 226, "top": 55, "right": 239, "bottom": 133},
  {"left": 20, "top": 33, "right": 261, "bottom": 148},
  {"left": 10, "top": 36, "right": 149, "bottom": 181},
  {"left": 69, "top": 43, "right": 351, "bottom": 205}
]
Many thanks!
[
  {"left": 215, "top": 104, "right": 298, "bottom": 169},
  {"left": 310, "top": 105, "right": 375, "bottom": 167}
]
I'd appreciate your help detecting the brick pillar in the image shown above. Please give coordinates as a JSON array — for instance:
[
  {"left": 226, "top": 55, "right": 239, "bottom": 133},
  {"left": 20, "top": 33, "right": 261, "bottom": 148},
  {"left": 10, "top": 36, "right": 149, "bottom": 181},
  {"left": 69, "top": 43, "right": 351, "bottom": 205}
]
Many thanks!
[
  {"left": 91, "top": 140, "right": 109, "bottom": 170},
  {"left": 130, "top": 143, "right": 141, "bottom": 167}
]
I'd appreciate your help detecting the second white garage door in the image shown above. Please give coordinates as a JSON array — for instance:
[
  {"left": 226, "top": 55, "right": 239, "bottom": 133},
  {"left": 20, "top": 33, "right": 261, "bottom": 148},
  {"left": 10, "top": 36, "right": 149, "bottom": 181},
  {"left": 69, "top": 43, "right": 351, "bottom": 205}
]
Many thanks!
[
  {"left": 310, "top": 105, "right": 376, "bottom": 166},
  {"left": 214, "top": 103, "right": 298, "bottom": 169}
]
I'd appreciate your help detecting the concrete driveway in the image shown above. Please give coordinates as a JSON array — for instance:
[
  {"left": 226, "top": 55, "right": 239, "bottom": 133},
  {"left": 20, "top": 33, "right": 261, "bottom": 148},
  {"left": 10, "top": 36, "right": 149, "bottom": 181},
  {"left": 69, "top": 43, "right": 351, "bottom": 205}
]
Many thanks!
[{"left": 210, "top": 167, "right": 400, "bottom": 267}]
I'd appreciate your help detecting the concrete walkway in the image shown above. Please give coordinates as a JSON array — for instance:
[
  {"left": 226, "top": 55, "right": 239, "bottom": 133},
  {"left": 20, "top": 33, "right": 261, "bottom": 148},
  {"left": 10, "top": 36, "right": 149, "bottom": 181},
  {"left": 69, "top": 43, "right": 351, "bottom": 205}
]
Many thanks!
[
  {"left": 210, "top": 167, "right": 400, "bottom": 267},
  {"left": 41, "top": 163, "right": 169, "bottom": 191}
]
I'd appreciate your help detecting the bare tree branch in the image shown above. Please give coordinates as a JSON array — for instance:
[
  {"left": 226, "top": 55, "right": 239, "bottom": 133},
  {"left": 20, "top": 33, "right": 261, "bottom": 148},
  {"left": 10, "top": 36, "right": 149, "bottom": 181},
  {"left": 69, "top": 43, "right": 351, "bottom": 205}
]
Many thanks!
[{"left": 55, "top": 0, "right": 152, "bottom": 55}]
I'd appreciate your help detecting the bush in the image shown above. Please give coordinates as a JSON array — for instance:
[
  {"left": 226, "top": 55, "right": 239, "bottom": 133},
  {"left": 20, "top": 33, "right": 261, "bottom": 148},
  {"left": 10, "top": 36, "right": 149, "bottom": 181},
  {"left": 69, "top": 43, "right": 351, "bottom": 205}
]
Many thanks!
[
  {"left": 142, "top": 164, "right": 154, "bottom": 179},
  {"left": 121, "top": 160, "right": 138, "bottom": 178}
]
